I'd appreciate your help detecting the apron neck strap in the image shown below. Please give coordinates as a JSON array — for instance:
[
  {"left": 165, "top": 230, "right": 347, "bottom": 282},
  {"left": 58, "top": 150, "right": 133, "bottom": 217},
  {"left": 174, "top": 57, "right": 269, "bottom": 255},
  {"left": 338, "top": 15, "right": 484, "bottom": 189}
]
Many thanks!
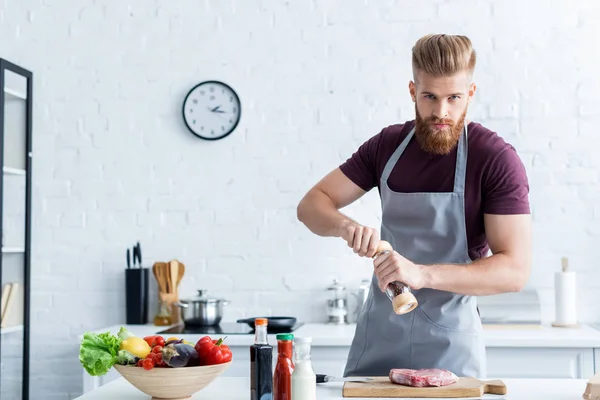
[
  {"left": 380, "top": 128, "right": 415, "bottom": 182},
  {"left": 380, "top": 123, "right": 469, "bottom": 194},
  {"left": 453, "top": 123, "right": 468, "bottom": 193}
]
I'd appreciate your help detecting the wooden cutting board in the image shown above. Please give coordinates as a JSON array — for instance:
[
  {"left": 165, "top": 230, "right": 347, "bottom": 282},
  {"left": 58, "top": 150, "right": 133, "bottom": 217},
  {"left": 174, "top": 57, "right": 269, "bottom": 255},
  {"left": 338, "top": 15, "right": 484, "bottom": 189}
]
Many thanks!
[
  {"left": 583, "top": 370, "right": 600, "bottom": 399},
  {"left": 343, "top": 377, "right": 507, "bottom": 398}
]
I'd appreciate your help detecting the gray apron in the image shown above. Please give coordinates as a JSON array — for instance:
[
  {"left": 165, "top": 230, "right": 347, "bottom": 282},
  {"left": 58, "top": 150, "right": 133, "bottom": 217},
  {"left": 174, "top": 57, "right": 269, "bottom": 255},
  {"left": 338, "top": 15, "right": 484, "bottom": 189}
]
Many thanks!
[{"left": 343, "top": 124, "right": 486, "bottom": 378}]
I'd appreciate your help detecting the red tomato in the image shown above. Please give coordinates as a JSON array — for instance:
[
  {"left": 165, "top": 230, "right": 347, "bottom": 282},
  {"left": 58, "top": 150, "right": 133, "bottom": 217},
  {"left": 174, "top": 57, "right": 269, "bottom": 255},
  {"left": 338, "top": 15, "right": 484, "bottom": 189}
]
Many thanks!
[
  {"left": 152, "top": 345, "right": 163, "bottom": 354},
  {"left": 143, "top": 335, "right": 165, "bottom": 348},
  {"left": 142, "top": 358, "right": 154, "bottom": 370}
]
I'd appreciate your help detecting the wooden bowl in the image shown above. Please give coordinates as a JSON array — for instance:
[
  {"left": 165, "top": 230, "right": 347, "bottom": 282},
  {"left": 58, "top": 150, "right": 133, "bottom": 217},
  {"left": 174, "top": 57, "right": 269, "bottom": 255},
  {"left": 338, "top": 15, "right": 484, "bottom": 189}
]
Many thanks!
[{"left": 114, "top": 362, "right": 231, "bottom": 400}]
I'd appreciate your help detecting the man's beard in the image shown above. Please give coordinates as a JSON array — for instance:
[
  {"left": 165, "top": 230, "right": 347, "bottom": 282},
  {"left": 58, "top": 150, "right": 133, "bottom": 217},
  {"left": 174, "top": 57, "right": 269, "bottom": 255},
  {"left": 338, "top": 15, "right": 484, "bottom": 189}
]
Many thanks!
[{"left": 414, "top": 106, "right": 467, "bottom": 155}]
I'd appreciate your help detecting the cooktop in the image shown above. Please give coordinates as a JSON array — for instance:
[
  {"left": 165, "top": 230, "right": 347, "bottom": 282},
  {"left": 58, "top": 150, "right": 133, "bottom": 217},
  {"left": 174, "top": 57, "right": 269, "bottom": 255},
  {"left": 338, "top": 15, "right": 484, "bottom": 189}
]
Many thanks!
[{"left": 157, "top": 322, "right": 304, "bottom": 335}]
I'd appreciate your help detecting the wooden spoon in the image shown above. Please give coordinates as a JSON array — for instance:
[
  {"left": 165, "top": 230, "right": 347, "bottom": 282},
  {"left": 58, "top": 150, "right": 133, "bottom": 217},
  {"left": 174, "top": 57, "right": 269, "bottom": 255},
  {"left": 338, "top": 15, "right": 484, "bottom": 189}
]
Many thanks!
[
  {"left": 163, "top": 261, "right": 171, "bottom": 294},
  {"left": 160, "top": 262, "right": 169, "bottom": 292},
  {"left": 176, "top": 262, "right": 185, "bottom": 287},
  {"left": 169, "top": 260, "right": 179, "bottom": 295},
  {"left": 152, "top": 262, "right": 167, "bottom": 293}
]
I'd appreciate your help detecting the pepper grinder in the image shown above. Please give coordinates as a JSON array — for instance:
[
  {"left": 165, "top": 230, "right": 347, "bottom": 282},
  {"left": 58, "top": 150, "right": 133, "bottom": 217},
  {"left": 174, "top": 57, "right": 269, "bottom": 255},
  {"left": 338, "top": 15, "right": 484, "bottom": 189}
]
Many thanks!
[{"left": 373, "top": 241, "right": 418, "bottom": 315}]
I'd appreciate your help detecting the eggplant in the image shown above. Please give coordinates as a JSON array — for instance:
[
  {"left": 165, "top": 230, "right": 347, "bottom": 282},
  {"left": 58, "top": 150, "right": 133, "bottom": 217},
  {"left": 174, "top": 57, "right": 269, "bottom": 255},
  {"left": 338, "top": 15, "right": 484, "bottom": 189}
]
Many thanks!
[
  {"left": 161, "top": 343, "right": 200, "bottom": 368},
  {"left": 165, "top": 339, "right": 184, "bottom": 346}
]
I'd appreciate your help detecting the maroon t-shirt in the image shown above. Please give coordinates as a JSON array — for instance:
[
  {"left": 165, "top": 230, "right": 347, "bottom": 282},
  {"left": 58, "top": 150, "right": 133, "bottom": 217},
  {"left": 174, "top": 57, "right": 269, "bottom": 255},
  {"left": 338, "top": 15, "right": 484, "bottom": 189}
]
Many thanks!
[{"left": 339, "top": 120, "right": 530, "bottom": 261}]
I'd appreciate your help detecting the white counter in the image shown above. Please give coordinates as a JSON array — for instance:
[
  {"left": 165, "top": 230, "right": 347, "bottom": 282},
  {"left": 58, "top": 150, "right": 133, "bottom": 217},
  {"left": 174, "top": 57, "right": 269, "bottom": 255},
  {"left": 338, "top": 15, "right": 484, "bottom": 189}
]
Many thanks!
[
  {"left": 80, "top": 322, "right": 600, "bottom": 394},
  {"left": 85, "top": 322, "right": 600, "bottom": 348},
  {"left": 74, "top": 376, "right": 590, "bottom": 399}
]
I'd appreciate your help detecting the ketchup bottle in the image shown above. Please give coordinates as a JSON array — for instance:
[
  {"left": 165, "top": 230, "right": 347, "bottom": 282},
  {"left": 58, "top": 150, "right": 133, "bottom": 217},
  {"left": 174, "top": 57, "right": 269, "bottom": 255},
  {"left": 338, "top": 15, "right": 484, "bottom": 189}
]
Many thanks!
[{"left": 273, "top": 333, "right": 295, "bottom": 400}]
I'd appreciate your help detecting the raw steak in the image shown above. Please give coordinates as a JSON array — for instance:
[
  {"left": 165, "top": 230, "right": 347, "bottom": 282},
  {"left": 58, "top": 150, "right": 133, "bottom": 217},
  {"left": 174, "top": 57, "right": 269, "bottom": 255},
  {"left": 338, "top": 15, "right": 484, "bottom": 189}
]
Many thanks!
[{"left": 389, "top": 368, "right": 458, "bottom": 387}]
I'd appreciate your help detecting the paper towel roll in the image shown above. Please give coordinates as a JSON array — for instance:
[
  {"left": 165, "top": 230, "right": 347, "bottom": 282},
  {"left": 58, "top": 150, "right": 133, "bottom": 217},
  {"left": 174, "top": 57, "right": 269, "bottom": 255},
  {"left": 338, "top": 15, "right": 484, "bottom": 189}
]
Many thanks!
[{"left": 554, "top": 263, "right": 577, "bottom": 326}]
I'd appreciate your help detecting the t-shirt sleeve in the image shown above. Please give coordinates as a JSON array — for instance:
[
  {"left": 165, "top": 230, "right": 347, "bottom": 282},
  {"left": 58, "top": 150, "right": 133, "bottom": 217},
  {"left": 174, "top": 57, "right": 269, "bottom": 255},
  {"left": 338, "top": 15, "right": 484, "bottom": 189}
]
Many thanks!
[
  {"left": 482, "top": 146, "right": 531, "bottom": 214},
  {"left": 338, "top": 132, "right": 382, "bottom": 192}
]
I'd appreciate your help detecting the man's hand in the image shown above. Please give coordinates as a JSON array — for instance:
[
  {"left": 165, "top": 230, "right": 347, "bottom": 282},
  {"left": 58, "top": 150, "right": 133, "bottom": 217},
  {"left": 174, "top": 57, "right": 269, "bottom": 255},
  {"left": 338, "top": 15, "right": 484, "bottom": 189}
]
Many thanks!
[
  {"left": 373, "top": 250, "right": 426, "bottom": 292},
  {"left": 339, "top": 221, "right": 380, "bottom": 258}
]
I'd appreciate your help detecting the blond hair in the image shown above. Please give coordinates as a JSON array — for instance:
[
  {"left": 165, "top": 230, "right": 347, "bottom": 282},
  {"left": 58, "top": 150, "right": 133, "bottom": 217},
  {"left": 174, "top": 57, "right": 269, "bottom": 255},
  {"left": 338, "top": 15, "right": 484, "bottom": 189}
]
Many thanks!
[{"left": 412, "top": 34, "right": 476, "bottom": 79}]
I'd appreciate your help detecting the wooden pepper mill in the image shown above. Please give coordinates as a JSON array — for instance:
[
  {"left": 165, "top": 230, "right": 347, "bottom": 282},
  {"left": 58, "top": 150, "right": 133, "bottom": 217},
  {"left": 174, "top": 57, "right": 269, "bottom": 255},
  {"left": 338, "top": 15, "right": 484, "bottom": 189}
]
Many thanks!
[{"left": 373, "top": 240, "right": 418, "bottom": 315}]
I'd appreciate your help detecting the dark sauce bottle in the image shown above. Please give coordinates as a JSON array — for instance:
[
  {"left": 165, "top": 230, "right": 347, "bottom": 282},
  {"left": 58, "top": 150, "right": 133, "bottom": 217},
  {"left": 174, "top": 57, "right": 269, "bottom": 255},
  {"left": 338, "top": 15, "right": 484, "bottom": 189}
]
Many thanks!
[{"left": 251, "top": 318, "right": 273, "bottom": 400}]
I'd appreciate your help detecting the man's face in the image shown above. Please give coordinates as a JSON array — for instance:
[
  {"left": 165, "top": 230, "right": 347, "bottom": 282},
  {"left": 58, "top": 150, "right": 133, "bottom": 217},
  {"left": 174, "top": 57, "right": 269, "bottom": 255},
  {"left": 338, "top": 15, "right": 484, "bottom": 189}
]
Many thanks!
[{"left": 409, "top": 69, "right": 476, "bottom": 155}]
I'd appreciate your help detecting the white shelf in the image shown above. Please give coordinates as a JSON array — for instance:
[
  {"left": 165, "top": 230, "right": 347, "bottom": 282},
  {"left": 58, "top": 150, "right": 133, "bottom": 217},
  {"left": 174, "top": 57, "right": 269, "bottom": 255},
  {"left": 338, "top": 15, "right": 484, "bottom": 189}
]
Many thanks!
[
  {"left": 2, "top": 167, "right": 26, "bottom": 176},
  {"left": 1, "top": 247, "right": 25, "bottom": 254},
  {"left": 4, "top": 87, "right": 26, "bottom": 100},
  {"left": 0, "top": 325, "right": 23, "bottom": 335}
]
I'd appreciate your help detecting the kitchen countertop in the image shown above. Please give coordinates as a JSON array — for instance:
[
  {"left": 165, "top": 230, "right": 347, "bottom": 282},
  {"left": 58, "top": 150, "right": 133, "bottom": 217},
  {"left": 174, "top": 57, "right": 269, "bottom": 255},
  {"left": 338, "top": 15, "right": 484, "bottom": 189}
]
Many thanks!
[
  {"left": 83, "top": 322, "right": 600, "bottom": 348},
  {"left": 73, "top": 376, "right": 590, "bottom": 399}
]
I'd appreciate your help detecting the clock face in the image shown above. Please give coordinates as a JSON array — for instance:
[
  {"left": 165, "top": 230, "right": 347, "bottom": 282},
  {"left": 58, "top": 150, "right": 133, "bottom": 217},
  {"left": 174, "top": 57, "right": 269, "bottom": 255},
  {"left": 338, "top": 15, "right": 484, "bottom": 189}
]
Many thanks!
[{"left": 182, "top": 81, "right": 241, "bottom": 140}]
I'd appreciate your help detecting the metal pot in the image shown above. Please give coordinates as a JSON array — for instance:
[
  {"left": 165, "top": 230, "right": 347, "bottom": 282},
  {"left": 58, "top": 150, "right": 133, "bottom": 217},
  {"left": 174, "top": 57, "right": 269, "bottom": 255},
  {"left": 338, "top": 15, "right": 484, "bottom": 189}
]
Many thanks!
[{"left": 174, "top": 290, "right": 230, "bottom": 326}]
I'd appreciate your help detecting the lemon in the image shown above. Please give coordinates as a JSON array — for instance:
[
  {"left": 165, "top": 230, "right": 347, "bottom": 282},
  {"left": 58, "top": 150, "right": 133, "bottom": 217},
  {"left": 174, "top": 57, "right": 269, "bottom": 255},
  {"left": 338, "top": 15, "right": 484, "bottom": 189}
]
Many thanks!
[{"left": 120, "top": 337, "right": 151, "bottom": 358}]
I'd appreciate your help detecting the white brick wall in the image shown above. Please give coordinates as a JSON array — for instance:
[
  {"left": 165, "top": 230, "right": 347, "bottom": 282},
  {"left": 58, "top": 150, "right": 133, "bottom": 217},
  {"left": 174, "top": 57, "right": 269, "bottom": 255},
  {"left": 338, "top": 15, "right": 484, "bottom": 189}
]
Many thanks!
[{"left": 1, "top": 0, "right": 599, "bottom": 398}]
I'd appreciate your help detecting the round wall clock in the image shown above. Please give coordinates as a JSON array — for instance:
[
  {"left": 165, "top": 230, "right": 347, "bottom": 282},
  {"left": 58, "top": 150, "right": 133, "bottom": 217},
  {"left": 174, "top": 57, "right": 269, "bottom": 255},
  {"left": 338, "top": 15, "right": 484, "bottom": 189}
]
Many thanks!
[{"left": 182, "top": 80, "right": 241, "bottom": 140}]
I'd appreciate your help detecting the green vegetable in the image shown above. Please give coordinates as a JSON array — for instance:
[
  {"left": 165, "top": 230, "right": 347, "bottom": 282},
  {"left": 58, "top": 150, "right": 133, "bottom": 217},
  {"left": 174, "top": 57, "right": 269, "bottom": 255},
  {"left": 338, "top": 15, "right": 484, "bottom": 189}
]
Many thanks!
[
  {"left": 115, "top": 349, "right": 139, "bottom": 365},
  {"left": 79, "top": 331, "right": 122, "bottom": 376},
  {"left": 117, "top": 327, "right": 136, "bottom": 340},
  {"left": 161, "top": 343, "right": 199, "bottom": 368}
]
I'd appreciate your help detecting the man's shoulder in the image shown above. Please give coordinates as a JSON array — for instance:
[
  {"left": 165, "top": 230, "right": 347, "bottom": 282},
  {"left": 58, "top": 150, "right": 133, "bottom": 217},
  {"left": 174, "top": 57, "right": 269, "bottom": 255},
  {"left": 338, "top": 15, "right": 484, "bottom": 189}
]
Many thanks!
[
  {"left": 382, "top": 120, "right": 415, "bottom": 133},
  {"left": 355, "top": 121, "right": 415, "bottom": 159},
  {"left": 467, "top": 122, "right": 530, "bottom": 214},
  {"left": 467, "top": 121, "right": 529, "bottom": 189},
  {"left": 375, "top": 120, "right": 415, "bottom": 143},
  {"left": 467, "top": 121, "right": 519, "bottom": 159}
]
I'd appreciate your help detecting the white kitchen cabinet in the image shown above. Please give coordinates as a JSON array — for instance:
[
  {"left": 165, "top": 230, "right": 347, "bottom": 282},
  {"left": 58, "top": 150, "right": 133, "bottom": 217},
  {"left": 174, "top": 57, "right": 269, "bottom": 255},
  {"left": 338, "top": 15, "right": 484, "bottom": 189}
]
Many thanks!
[
  {"left": 310, "top": 347, "right": 349, "bottom": 376},
  {"left": 486, "top": 347, "right": 595, "bottom": 379}
]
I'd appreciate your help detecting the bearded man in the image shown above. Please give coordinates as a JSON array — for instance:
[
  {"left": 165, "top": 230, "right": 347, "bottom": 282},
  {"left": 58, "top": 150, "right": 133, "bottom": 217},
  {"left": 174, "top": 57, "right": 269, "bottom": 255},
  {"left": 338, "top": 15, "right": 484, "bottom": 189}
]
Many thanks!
[{"left": 296, "top": 33, "right": 532, "bottom": 378}]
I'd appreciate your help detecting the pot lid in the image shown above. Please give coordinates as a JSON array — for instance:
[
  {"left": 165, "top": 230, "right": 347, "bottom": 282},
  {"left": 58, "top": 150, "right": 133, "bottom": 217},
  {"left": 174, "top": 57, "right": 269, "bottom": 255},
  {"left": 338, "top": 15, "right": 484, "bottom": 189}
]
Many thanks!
[
  {"left": 326, "top": 279, "right": 345, "bottom": 291},
  {"left": 181, "top": 289, "right": 226, "bottom": 303}
]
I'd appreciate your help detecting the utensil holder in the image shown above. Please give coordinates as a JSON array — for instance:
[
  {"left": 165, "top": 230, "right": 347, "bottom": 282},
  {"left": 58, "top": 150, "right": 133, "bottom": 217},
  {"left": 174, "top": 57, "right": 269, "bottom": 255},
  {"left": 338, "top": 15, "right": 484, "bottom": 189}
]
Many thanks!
[
  {"left": 159, "top": 291, "right": 180, "bottom": 325},
  {"left": 125, "top": 267, "right": 149, "bottom": 324}
]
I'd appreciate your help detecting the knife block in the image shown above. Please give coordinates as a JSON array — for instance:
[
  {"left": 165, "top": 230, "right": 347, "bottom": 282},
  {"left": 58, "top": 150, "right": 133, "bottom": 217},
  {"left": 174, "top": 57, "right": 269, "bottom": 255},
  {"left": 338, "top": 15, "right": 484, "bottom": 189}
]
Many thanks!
[{"left": 125, "top": 268, "right": 149, "bottom": 324}]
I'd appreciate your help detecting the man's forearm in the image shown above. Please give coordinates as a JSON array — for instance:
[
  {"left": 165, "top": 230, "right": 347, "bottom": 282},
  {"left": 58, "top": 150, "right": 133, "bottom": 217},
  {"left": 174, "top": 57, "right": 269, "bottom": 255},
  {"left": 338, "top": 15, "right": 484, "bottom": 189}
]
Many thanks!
[
  {"left": 420, "top": 253, "right": 530, "bottom": 296},
  {"left": 297, "top": 189, "right": 353, "bottom": 237}
]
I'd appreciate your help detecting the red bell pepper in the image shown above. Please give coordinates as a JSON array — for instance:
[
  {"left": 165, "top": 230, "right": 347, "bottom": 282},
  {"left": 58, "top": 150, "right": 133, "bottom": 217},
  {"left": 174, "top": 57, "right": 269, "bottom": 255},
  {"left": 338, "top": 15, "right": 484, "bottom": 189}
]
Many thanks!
[{"left": 195, "top": 336, "right": 232, "bottom": 365}]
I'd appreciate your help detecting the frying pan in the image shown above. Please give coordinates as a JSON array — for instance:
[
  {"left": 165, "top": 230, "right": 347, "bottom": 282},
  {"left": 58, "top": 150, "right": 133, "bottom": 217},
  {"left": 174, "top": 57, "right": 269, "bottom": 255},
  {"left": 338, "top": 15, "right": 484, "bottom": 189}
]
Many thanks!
[{"left": 237, "top": 316, "right": 297, "bottom": 330}]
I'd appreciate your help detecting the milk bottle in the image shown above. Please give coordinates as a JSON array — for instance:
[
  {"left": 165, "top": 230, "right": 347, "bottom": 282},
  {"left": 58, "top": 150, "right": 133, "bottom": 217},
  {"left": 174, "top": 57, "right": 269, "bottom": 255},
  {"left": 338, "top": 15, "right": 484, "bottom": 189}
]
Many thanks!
[{"left": 291, "top": 337, "right": 316, "bottom": 400}]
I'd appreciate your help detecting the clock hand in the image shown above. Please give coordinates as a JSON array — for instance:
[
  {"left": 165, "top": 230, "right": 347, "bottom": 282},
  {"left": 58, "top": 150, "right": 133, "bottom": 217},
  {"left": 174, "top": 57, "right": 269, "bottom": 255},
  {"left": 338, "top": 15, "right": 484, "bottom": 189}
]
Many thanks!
[{"left": 209, "top": 105, "right": 226, "bottom": 113}]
